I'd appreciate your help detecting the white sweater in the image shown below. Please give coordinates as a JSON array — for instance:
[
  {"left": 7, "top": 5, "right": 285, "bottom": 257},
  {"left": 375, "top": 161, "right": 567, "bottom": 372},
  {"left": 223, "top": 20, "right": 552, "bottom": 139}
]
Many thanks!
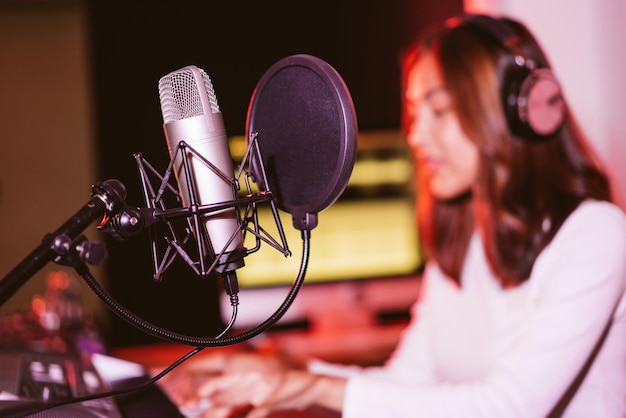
[{"left": 314, "top": 200, "right": 626, "bottom": 417}]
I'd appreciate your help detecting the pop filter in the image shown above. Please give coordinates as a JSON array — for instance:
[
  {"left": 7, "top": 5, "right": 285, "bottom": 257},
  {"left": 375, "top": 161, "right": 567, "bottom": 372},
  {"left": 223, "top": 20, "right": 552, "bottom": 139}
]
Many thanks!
[{"left": 246, "top": 54, "right": 358, "bottom": 231}]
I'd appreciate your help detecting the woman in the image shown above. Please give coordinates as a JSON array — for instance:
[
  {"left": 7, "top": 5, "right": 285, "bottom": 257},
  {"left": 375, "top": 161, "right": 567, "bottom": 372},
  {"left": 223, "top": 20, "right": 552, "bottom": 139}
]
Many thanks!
[{"left": 164, "top": 13, "right": 626, "bottom": 417}]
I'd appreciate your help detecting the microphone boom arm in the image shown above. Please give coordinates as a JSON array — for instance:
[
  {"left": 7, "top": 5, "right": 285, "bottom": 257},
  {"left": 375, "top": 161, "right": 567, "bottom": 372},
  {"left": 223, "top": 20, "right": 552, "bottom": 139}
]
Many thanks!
[{"left": 0, "top": 179, "right": 127, "bottom": 306}]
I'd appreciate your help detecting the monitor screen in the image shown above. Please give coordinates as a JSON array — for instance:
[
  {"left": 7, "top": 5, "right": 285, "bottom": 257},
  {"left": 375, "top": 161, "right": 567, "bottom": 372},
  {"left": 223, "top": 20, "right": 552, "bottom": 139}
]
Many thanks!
[{"left": 222, "top": 130, "right": 424, "bottom": 332}]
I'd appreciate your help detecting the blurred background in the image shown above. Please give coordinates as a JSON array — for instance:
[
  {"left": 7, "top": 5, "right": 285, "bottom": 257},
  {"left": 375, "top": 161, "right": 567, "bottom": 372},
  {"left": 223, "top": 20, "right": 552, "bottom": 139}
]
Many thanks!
[
  {"left": 0, "top": 0, "right": 462, "bottom": 349},
  {"left": 1, "top": 0, "right": 624, "bottom": 352}
]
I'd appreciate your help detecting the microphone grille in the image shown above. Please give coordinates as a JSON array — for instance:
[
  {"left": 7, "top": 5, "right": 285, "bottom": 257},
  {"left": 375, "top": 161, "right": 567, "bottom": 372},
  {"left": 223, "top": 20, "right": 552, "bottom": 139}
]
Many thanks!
[{"left": 158, "top": 65, "right": 220, "bottom": 123}]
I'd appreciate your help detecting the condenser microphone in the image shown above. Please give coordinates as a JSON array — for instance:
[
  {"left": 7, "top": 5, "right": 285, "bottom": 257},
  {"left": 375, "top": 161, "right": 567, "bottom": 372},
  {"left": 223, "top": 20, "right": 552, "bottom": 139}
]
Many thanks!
[{"left": 158, "top": 65, "right": 244, "bottom": 275}]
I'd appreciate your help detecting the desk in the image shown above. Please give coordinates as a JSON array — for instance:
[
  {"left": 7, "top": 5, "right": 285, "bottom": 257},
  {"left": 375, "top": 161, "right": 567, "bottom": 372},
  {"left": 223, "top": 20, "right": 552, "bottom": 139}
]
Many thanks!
[{"left": 112, "top": 322, "right": 406, "bottom": 367}]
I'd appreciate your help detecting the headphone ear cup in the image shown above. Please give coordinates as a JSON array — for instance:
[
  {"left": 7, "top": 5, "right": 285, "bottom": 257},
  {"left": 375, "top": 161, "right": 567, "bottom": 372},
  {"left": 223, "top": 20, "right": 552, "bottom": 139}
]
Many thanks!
[
  {"left": 505, "top": 68, "right": 566, "bottom": 139},
  {"left": 450, "top": 13, "right": 567, "bottom": 140}
]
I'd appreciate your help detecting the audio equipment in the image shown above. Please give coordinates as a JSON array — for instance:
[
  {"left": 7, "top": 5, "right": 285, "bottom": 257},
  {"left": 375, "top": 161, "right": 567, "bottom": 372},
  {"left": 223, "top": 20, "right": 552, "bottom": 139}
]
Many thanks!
[
  {"left": 0, "top": 53, "right": 357, "bottom": 416},
  {"left": 220, "top": 54, "right": 359, "bottom": 326},
  {"left": 158, "top": 65, "right": 246, "bottom": 275},
  {"left": 447, "top": 13, "right": 566, "bottom": 139},
  {"left": 247, "top": 54, "right": 358, "bottom": 231}
]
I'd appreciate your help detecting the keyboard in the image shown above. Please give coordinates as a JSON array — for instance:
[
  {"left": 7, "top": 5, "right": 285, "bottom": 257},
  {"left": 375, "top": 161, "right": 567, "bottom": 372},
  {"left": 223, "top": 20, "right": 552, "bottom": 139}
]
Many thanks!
[
  {"left": 0, "top": 274, "right": 184, "bottom": 417},
  {"left": 0, "top": 349, "right": 123, "bottom": 417}
]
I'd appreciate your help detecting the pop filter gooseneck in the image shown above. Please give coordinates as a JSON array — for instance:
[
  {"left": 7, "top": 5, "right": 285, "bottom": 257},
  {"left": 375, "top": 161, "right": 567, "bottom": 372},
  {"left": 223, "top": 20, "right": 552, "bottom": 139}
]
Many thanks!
[{"left": 246, "top": 54, "right": 358, "bottom": 230}]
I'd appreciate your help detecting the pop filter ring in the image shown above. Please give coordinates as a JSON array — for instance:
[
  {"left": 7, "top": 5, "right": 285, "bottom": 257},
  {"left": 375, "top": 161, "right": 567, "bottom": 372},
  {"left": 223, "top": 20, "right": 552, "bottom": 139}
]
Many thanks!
[{"left": 246, "top": 54, "right": 358, "bottom": 230}]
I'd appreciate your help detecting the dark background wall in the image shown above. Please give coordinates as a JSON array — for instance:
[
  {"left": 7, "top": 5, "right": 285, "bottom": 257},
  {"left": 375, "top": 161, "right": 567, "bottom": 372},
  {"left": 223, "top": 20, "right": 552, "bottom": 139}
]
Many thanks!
[{"left": 87, "top": 0, "right": 463, "bottom": 347}]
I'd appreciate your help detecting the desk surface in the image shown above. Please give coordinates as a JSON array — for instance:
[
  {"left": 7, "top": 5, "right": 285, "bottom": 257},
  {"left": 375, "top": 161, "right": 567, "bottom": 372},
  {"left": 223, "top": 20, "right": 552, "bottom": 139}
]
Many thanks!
[{"left": 111, "top": 322, "right": 406, "bottom": 368}]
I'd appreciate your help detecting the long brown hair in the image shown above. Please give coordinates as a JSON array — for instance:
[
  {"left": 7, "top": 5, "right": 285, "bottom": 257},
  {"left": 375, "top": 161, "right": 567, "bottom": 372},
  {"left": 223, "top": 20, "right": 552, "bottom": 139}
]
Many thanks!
[{"left": 403, "top": 15, "right": 612, "bottom": 287}]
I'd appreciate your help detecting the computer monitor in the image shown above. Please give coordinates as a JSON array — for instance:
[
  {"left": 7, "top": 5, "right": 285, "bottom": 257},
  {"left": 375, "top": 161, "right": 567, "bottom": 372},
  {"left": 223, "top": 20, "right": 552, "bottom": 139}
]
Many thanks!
[{"left": 221, "top": 130, "right": 424, "bottom": 334}]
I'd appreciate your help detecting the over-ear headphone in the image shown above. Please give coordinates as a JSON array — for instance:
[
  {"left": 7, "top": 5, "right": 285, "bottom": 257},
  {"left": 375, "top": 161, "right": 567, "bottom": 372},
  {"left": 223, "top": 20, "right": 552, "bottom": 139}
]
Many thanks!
[{"left": 446, "top": 14, "right": 566, "bottom": 139}]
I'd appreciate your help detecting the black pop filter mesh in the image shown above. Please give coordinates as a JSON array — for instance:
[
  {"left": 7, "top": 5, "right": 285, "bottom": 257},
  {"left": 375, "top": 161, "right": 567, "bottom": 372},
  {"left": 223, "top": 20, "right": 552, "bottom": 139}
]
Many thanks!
[{"left": 246, "top": 54, "right": 358, "bottom": 230}]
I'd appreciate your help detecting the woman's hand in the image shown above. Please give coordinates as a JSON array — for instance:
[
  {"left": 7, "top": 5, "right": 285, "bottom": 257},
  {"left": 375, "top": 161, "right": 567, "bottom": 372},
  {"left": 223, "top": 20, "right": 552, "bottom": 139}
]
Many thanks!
[
  {"left": 195, "top": 368, "right": 345, "bottom": 418},
  {"left": 158, "top": 350, "right": 346, "bottom": 418},
  {"left": 158, "top": 350, "right": 284, "bottom": 415}
]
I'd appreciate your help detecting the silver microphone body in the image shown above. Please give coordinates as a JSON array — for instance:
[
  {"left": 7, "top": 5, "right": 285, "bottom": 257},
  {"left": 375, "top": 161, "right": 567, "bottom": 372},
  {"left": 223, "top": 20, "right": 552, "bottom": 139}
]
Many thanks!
[{"left": 158, "top": 65, "right": 244, "bottom": 273}]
